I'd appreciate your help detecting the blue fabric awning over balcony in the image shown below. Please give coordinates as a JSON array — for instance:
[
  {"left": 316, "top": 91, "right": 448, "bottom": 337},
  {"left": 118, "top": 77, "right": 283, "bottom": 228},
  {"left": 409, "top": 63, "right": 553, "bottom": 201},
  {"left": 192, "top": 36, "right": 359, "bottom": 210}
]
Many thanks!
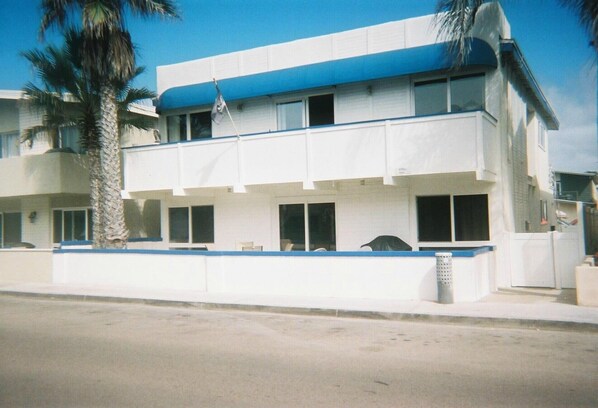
[{"left": 157, "top": 38, "right": 497, "bottom": 112}]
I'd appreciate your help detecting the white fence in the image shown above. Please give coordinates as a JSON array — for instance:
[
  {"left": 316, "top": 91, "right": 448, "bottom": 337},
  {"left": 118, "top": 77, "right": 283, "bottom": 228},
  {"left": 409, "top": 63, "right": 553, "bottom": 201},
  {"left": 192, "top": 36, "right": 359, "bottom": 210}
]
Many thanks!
[
  {"left": 49, "top": 248, "right": 495, "bottom": 302},
  {"left": 510, "top": 232, "right": 584, "bottom": 289}
]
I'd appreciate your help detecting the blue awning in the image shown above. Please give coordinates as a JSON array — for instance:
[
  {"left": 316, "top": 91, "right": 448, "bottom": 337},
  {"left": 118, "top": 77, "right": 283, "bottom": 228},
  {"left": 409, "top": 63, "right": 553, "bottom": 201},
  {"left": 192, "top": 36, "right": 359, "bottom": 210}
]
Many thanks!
[{"left": 158, "top": 38, "right": 497, "bottom": 112}]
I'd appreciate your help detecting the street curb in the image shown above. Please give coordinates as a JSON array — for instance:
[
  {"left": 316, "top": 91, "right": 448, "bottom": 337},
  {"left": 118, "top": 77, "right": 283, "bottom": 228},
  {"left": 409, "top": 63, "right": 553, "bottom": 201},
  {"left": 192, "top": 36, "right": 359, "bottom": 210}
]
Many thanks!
[{"left": 2, "top": 290, "right": 597, "bottom": 333}]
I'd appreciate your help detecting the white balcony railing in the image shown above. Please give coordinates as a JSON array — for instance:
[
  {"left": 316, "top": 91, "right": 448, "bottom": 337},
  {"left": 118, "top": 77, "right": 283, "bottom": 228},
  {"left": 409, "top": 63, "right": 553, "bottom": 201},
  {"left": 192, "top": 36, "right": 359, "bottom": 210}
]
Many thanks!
[
  {"left": 0, "top": 152, "right": 89, "bottom": 198},
  {"left": 123, "top": 111, "right": 498, "bottom": 195}
]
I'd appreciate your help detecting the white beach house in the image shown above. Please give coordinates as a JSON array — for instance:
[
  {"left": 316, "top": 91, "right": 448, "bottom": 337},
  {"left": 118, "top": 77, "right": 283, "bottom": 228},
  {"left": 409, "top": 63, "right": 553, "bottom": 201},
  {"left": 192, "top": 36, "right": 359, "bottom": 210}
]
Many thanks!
[{"left": 120, "top": 3, "right": 558, "bottom": 290}]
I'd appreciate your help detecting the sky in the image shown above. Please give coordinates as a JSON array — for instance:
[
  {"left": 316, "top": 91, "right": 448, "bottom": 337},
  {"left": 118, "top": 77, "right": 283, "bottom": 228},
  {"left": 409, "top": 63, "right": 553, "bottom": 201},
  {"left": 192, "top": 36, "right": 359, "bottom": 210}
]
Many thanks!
[{"left": 0, "top": 0, "right": 596, "bottom": 173}]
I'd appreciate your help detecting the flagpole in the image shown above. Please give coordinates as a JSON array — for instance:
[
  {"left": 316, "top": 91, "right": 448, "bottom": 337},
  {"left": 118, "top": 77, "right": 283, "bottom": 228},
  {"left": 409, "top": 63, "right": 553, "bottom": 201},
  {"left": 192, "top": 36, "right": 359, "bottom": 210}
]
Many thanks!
[
  {"left": 212, "top": 78, "right": 244, "bottom": 191},
  {"left": 212, "top": 78, "right": 240, "bottom": 139}
]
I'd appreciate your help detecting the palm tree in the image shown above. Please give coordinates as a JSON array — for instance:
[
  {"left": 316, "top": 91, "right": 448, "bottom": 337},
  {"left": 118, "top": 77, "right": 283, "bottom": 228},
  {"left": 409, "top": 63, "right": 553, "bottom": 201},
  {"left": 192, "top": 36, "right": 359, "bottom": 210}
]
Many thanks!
[
  {"left": 435, "top": 0, "right": 598, "bottom": 67},
  {"left": 22, "top": 29, "right": 155, "bottom": 248},
  {"left": 39, "top": 0, "right": 179, "bottom": 248}
]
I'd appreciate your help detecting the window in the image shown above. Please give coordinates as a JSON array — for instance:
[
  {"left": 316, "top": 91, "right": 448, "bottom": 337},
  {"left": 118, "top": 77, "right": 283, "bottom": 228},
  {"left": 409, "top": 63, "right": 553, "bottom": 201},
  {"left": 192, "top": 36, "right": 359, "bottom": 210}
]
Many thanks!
[
  {"left": 169, "top": 205, "right": 214, "bottom": 245},
  {"left": 167, "top": 114, "right": 187, "bottom": 142},
  {"left": 0, "top": 132, "right": 20, "bottom": 158},
  {"left": 308, "top": 94, "right": 335, "bottom": 126},
  {"left": 417, "top": 196, "right": 451, "bottom": 242},
  {"left": 53, "top": 209, "right": 92, "bottom": 243},
  {"left": 279, "top": 202, "right": 336, "bottom": 251},
  {"left": 59, "top": 126, "right": 84, "bottom": 153},
  {"left": 277, "top": 94, "right": 334, "bottom": 130},
  {"left": 167, "top": 112, "right": 213, "bottom": 142},
  {"left": 414, "top": 79, "right": 448, "bottom": 116},
  {"left": 415, "top": 74, "right": 485, "bottom": 116},
  {"left": 453, "top": 195, "right": 490, "bottom": 241},
  {"left": 277, "top": 101, "right": 304, "bottom": 130},
  {"left": 538, "top": 121, "right": 546, "bottom": 150},
  {"left": 190, "top": 112, "right": 212, "bottom": 140},
  {"left": 417, "top": 194, "right": 489, "bottom": 242},
  {"left": 1, "top": 212, "right": 22, "bottom": 247},
  {"left": 450, "top": 74, "right": 485, "bottom": 112}
]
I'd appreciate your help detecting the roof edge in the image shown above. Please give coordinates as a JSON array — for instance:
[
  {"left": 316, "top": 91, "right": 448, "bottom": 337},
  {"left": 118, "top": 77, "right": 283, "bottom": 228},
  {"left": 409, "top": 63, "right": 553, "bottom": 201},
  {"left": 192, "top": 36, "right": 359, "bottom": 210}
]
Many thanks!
[{"left": 500, "top": 39, "right": 559, "bottom": 130}]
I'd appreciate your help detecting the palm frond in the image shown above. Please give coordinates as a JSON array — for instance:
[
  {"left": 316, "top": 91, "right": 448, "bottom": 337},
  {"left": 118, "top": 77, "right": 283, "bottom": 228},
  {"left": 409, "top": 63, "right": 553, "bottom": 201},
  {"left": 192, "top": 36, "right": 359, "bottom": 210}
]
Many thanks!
[
  {"left": 434, "top": 0, "right": 487, "bottom": 68},
  {"left": 128, "top": 0, "right": 181, "bottom": 19},
  {"left": 560, "top": 0, "right": 598, "bottom": 51}
]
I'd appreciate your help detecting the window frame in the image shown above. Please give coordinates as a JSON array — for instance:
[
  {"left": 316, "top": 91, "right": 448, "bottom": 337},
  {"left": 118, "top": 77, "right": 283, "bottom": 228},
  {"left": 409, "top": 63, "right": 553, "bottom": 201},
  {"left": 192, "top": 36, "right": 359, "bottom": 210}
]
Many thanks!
[
  {"left": 52, "top": 207, "right": 93, "bottom": 244},
  {"left": 416, "top": 194, "right": 491, "bottom": 245},
  {"left": 166, "top": 110, "right": 213, "bottom": 143},
  {"left": 277, "top": 200, "right": 337, "bottom": 251},
  {"left": 413, "top": 73, "right": 486, "bottom": 117},
  {"left": 58, "top": 125, "right": 85, "bottom": 154},
  {"left": 538, "top": 120, "right": 546, "bottom": 151},
  {"left": 0, "top": 131, "right": 20, "bottom": 159},
  {"left": 275, "top": 92, "right": 335, "bottom": 131},
  {"left": 0, "top": 212, "right": 22, "bottom": 247},
  {"left": 168, "top": 205, "right": 215, "bottom": 248}
]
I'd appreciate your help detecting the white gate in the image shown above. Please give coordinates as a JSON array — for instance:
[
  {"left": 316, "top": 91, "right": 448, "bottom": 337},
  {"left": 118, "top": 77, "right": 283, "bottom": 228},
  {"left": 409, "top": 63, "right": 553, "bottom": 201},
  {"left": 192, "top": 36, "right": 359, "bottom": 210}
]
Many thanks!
[{"left": 510, "top": 232, "right": 583, "bottom": 288}]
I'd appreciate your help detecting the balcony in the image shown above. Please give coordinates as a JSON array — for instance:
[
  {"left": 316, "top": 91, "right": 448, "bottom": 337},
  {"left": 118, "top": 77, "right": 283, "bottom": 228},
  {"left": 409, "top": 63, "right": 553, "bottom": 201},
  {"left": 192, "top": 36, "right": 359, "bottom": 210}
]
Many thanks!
[
  {"left": 122, "top": 111, "right": 498, "bottom": 196},
  {"left": 0, "top": 152, "right": 89, "bottom": 198}
]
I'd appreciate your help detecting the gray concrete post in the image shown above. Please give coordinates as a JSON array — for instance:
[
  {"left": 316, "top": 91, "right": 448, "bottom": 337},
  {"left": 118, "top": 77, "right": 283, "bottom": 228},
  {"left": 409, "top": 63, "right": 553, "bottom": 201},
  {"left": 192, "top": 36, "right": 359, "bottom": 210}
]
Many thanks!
[{"left": 436, "top": 252, "right": 454, "bottom": 304}]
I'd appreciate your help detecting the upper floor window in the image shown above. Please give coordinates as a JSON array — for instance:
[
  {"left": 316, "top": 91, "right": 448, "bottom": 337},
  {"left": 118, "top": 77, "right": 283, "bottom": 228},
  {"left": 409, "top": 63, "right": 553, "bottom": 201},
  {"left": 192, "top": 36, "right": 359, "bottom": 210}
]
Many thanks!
[
  {"left": 414, "top": 74, "right": 485, "bottom": 116},
  {"left": 167, "top": 111, "right": 212, "bottom": 142},
  {"left": 59, "top": 126, "right": 85, "bottom": 154},
  {"left": 277, "top": 94, "right": 334, "bottom": 130},
  {"left": 0, "top": 132, "right": 20, "bottom": 158}
]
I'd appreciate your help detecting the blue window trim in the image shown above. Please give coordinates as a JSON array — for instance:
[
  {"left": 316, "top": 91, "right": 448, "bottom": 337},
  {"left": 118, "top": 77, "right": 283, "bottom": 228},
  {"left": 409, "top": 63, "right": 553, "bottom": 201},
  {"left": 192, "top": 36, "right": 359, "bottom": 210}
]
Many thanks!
[{"left": 157, "top": 39, "right": 497, "bottom": 112}]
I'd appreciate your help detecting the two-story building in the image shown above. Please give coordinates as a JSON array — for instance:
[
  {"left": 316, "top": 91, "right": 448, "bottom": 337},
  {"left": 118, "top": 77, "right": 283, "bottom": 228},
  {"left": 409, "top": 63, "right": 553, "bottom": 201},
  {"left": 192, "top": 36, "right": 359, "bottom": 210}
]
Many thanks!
[
  {"left": 0, "top": 90, "right": 160, "bottom": 249},
  {"left": 121, "top": 3, "right": 558, "bottom": 288}
]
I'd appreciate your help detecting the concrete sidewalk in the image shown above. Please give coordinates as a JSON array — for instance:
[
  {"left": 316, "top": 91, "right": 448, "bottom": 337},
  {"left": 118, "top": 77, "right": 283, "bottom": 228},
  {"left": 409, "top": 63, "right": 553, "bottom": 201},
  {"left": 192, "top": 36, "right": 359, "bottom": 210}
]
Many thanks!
[{"left": 1, "top": 282, "right": 597, "bottom": 331}]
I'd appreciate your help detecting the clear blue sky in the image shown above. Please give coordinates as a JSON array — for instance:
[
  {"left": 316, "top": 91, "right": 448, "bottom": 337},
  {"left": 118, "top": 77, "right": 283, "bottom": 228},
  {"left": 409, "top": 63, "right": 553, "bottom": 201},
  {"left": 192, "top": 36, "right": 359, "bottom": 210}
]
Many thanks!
[{"left": 0, "top": 0, "right": 595, "bottom": 172}]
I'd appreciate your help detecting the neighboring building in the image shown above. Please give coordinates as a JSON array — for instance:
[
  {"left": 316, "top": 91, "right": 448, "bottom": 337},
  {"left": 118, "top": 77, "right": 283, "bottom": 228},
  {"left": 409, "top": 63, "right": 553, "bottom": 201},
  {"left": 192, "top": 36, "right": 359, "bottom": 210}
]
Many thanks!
[
  {"left": 121, "top": 3, "right": 558, "bottom": 288},
  {"left": 554, "top": 170, "right": 598, "bottom": 254},
  {"left": 0, "top": 90, "right": 160, "bottom": 248}
]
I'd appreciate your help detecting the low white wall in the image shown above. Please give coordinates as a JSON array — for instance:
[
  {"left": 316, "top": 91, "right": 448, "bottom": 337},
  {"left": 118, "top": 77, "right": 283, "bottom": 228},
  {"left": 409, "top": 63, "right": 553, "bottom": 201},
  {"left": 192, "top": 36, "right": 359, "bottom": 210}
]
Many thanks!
[
  {"left": 53, "top": 251, "right": 206, "bottom": 291},
  {"left": 0, "top": 249, "right": 53, "bottom": 283},
  {"left": 52, "top": 249, "right": 494, "bottom": 302}
]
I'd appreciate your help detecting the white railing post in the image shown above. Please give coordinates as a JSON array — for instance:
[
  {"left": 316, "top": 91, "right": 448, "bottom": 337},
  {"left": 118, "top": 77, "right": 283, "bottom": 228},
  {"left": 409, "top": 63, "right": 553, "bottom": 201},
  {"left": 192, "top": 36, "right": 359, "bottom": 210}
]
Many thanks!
[
  {"left": 383, "top": 120, "right": 395, "bottom": 185},
  {"left": 475, "top": 111, "right": 485, "bottom": 180},
  {"left": 303, "top": 128, "right": 315, "bottom": 190}
]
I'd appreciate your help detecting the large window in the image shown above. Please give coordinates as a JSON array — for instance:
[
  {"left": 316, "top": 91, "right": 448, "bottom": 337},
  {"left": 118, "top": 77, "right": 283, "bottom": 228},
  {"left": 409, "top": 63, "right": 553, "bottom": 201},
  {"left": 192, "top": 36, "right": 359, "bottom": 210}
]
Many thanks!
[
  {"left": 0, "top": 212, "right": 22, "bottom": 247},
  {"left": 169, "top": 205, "right": 214, "bottom": 245},
  {"left": 417, "top": 194, "right": 489, "bottom": 242},
  {"left": 167, "top": 112, "right": 212, "bottom": 142},
  {"left": 277, "top": 94, "right": 334, "bottom": 130},
  {"left": 415, "top": 74, "right": 485, "bottom": 116},
  {"left": 53, "top": 208, "right": 92, "bottom": 243},
  {"left": 0, "top": 132, "right": 20, "bottom": 158},
  {"left": 279, "top": 202, "right": 336, "bottom": 251}
]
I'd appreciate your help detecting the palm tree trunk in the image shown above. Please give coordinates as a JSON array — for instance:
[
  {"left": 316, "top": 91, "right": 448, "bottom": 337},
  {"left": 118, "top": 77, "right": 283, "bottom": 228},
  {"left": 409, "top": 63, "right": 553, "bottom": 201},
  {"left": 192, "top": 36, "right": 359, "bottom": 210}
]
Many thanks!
[
  {"left": 99, "top": 81, "right": 129, "bottom": 248},
  {"left": 88, "top": 147, "right": 106, "bottom": 248}
]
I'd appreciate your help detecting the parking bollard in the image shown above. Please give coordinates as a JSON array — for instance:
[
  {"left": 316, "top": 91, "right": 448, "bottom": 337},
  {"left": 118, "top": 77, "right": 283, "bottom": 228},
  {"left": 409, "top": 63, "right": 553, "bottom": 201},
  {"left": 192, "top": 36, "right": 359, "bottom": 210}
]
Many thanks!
[{"left": 436, "top": 252, "right": 454, "bottom": 304}]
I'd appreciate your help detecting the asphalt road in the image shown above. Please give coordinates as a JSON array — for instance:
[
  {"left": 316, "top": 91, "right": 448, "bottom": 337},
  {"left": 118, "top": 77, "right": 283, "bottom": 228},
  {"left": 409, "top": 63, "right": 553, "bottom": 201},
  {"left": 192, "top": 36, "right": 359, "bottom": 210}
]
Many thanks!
[{"left": 0, "top": 296, "right": 596, "bottom": 407}]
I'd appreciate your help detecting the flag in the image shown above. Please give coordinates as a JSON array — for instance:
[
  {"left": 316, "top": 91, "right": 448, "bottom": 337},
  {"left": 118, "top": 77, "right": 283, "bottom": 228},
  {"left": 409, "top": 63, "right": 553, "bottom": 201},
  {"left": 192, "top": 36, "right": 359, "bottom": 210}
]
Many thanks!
[{"left": 211, "top": 90, "right": 226, "bottom": 125}]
